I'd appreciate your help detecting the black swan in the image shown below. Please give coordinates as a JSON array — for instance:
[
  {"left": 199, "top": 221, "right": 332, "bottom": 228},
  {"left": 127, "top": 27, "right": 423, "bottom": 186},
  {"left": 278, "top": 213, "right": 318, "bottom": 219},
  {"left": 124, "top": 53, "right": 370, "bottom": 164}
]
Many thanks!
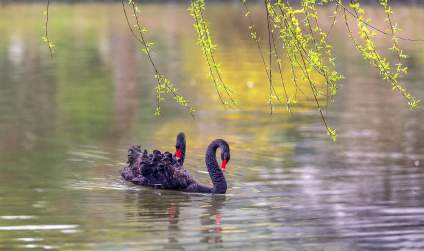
[
  {"left": 121, "top": 132, "right": 186, "bottom": 181},
  {"left": 120, "top": 139, "right": 230, "bottom": 194}
]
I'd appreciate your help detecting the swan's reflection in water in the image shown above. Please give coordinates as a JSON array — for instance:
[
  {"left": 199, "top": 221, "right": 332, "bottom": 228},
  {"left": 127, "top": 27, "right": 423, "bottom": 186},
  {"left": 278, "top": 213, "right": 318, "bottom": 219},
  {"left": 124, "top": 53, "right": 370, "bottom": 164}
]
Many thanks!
[
  {"left": 200, "top": 196, "right": 225, "bottom": 245},
  {"left": 123, "top": 189, "right": 226, "bottom": 247},
  {"left": 166, "top": 203, "right": 180, "bottom": 245}
]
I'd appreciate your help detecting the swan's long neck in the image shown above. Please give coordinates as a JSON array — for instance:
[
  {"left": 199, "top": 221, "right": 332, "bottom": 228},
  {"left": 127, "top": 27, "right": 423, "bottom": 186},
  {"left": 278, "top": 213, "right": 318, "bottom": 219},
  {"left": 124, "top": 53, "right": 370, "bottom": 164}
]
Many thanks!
[
  {"left": 205, "top": 139, "right": 228, "bottom": 194},
  {"left": 176, "top": 132, "right": 186, "bottom": 166},
  {"left": 180, "top": 143, "right": 186, "bottom": 165}
]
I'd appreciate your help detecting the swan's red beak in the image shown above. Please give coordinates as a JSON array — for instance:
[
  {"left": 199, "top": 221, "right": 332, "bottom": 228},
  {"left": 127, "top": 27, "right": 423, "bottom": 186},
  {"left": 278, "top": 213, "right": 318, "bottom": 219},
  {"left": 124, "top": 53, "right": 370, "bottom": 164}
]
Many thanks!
[
  {"left": 175, "top": 149, "right": 182, "bottom": 160},
  {"left": 221, "top": 160, "right": 228, "bottom": 172}
]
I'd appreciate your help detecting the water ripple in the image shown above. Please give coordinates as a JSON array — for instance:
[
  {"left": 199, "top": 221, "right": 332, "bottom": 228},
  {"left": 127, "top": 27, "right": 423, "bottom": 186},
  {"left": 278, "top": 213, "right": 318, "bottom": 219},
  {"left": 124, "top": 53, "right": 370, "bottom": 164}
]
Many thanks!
[{"left": 0, "top": 225, "right": 78, "bottom": 231}]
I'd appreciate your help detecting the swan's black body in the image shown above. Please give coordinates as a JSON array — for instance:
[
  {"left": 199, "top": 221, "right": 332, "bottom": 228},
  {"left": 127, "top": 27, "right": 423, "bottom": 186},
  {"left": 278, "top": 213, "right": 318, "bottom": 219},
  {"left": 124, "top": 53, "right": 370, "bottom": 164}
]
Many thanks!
[{"left": 120, "top": 139, "right": 230, "bottom": 194}]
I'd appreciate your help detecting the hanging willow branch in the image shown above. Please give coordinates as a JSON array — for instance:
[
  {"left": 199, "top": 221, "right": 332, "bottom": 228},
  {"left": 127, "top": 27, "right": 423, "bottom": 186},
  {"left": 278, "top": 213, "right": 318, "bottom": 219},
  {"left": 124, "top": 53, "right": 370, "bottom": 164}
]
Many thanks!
[
  {"left": 189, "top": 0, "right": 237, "bottom": 107},
  {"left": 266, "top": 1, "right": 341, "bottom": 141},
  {"left": 42, "top": 0, "right": 54, "bottom": 57},
  {"left": 265, "top": 0, "right": 275, "bottom": 114},
  {"left": 335, "top": 0, "right": 424, "bottom": 42},
  {"left": 379, "top": 0, "right": 407, "bottom": 79},
  {"left": 122, "top": 0, "right": 195, "bottom": 117},
  {"left": 340, "top": 0, "right": 419, "bottom": 109},
  {"left": 241, "top": 0, "right": 291, "bottom": 113}
]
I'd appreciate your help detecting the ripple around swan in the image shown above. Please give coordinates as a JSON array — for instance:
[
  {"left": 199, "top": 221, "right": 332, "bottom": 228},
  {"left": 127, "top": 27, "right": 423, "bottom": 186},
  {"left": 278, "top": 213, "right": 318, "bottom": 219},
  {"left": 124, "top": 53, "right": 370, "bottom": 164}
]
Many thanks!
[
  {"left": 15, "top": 237, "right": 44, "bottom": 242},
  {"left": 66, "top": 177, "right": 137, "bottom": 191},
  {"left": 16, "top": 243, "right": 59, "bottom": 250},
  {"left": 0, "top": 215, "right": 35, "bottom": 220},
  {"left": 0, "top": 225, "right": 78, "bottom": 231},
  {"left": 67, "top": 145, "right": 112, "bottom": 163}
]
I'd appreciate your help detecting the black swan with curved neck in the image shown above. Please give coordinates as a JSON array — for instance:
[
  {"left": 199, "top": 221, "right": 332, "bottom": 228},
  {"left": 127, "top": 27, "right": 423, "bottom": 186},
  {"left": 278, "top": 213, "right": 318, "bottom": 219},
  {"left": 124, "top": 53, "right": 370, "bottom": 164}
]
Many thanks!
[{"left": 120, "top": 138, "right": 230, "bottom": 194}]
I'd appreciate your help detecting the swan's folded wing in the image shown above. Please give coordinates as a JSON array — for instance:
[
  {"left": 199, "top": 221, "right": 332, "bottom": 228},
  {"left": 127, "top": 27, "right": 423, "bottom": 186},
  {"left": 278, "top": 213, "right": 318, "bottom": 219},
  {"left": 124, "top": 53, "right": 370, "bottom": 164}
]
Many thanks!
[{"left": 168, "top": 168, "right": 194, "bottom": 189}]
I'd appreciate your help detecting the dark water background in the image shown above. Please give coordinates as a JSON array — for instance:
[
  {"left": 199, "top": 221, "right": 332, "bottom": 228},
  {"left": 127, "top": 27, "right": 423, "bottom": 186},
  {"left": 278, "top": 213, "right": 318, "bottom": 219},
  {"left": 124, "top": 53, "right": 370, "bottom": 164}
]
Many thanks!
[{"left": 1, "top": 3, "right": 424, "bottom": 250}]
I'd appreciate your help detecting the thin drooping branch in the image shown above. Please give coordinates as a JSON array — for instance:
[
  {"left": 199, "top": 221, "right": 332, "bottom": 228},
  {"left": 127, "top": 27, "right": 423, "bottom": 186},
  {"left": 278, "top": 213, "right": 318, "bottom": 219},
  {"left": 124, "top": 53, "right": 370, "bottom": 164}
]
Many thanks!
[
  {"left": 326, "top": 4, "right": 340, "bottom": 35},
  {"left": 265, "top": 0, "right": 274, "bottom": 115},
  {"left": 190, "top": 1, "right": 225, "bottom": 105},
  {"left": 281, "top": 2, "right": 340, "bottom": 100},
  {"left": 341, "top": 2, "right": 419, "bottom": 109},
  {"left": 303, "top": 2, "right": 333, "bottom": 113},
  {"left": 127, "top": 1, "right": 159, "bottom": 74},
  {"left": 121, "top": 0, "right": 195, "bottom": 117},
  {"left": 190, "top": 0, "right": 237, "bottom": 107},
  {"left": 43, "top": 0, "right": 54, "bottom": 57},
  {"left": 241, "top": 0, "right": 290, "bottom": 112},
  {"left": 201, "top": 10, "right": 237, "bottom": 106},
  {"left": 267, "top": 2, "right": 337, "bottom": 141},
  {"left": 379, "top": 0, "right": 407, "bottom": 80},
  {"left": 335, "top": 0, "right": 424, "bottom": 42},
  {"left": 269, "top": 26, "right": 292, "bottom": 112},
  {"left": 240, "top": 0, "right": 269, "bottom": 80}
]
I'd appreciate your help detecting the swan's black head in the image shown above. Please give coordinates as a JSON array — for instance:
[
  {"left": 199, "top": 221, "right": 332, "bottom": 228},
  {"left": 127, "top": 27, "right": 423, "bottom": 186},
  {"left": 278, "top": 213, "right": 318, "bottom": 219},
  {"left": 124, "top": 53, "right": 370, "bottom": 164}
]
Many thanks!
[
  {"left": 175, "top": 132, "right": 186, "bottom": 163},
  {"left": 219, "top": 140, "right": 230, "bottom": 172}
]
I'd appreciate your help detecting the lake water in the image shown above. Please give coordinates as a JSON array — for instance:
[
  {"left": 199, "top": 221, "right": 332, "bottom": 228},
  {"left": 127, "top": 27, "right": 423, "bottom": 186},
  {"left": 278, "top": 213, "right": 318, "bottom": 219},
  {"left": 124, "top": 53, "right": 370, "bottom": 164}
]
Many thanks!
[{"left": 1, "top": 3, "right": 424, "bottom": 250}]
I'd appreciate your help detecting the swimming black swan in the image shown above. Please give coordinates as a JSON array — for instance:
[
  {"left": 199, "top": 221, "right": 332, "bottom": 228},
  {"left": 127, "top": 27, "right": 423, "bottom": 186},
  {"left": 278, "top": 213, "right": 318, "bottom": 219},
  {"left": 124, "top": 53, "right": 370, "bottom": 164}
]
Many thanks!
[
  {"left": 121, "top": 132, "right": 187, "bottom": 181},
  {"left": 120, "top": 139, "right": 230, "bottom": 194}
]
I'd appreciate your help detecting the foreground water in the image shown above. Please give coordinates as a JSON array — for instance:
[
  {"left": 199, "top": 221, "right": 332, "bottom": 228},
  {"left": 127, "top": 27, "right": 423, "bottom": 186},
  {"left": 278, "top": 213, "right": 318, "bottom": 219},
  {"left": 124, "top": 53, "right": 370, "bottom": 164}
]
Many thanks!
[{"left": 1, "top": 3, "right": 424, "bottom": 250}]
